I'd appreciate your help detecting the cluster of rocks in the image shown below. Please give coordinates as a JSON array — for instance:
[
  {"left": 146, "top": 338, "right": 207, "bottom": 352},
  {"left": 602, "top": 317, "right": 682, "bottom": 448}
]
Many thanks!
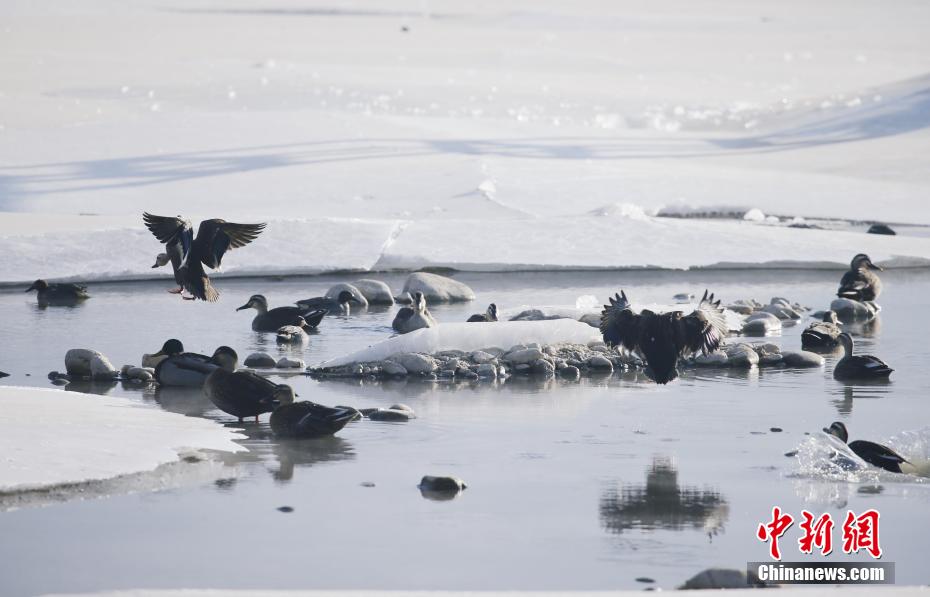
[
  {"left": 49, "top": 348, "right": 156, "bottom": 384},
  {"left": 316, "top": 272, "right": 477, "bottom": 309},
  {"left": 690, "top": 342, "right": 823, "bottom": 369},
  {"left": 243, "top": 352, "right": 305, "bottom": 369},
  {"left": 828, "top": 297, "right": 880, "bottom": 322},
  {"left": 727, "top": 296, "right": 809, "bottom": 335},
  {"left": 309, "top": 341, "right": 641, "bottom": 382}
]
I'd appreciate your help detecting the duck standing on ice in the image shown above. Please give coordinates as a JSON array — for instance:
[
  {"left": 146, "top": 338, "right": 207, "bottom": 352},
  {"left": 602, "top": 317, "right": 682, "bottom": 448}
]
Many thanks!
[
  {"left": 143, "top": 212, "right": 266, "bottom": 302},
  {"left": 837, "top": 253, "right": 883, "bottom": 302},
  {"left": 600, "top": 290, "right": 728, "bottom": 384}
]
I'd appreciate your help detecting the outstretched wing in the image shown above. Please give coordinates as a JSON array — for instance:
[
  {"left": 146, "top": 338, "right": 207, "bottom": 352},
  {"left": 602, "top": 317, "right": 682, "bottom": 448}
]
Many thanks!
[
  {"left": 676, "top": 290, "right": 728, "bottom": 356},
  {"left": 194, "top": 219, "right": 266, "bottom": 269},
  {"left": 600, "top": 291, "right": 640, "bottom": 351}
]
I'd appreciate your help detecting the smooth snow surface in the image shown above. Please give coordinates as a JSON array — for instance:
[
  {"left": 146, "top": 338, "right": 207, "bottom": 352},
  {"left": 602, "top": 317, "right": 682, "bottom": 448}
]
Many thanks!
[
  {"left": 321, "top": 320, "right": 602, "bottom": 367},
  {"left": 0, "top": 386, "right": 246, "bottom": 492},
  {"left": 2, "top": 0, "right": 930, "bottom": 282}
]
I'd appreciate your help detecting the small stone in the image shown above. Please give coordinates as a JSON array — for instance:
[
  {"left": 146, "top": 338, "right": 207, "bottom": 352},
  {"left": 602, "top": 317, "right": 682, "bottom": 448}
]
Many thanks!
[
  {"left": 784, "top": 450, "right": 798, "bottom": 457},
  {"left": 742, "top": 312, "right": 782, "bottom": 336},
  {"left": 725, "top": 344, "right": 759, "bottom": 367},
  {"left": 244, "top": 352, "right": 276, "bottom": 368},
  {"left": 387, "top": 353, "right": 438, "bottom": 374},
  {"left": 470, "top": 350, "right": 496, "bottom": 364},
  {"left": 770, "top": 427, "right": 783, "bottom": 432},
  {"left": 830, "top": 298, "right": 878, "bottom": 322},
  {"left": 679, "top": 568, "right": 767, "bottom": 590},
  {"left": 504, "top": 347, "right": 545, "bottom": 365},
  {"left": 360, "top": 481, "right": 376, "bottom": 488},
  {"left": 636, "top": 577, "right": 655, "bottom": 584},
  {"left": 586, "top": 354, "right": 613, "bottom": 370},
  {"left": 418, "top": 475, "right": 467, "bottom": 499},
  {"left": 867, "top": 223, "right": 895, "bottom": 235},
  {"left": 277, "top": 506, "right": 294, "bottom": 513},
  {"left": 693, "top": 351, "right": 728, "bottom": 366},
  {"left": 276, "top": 357, "right": 305, "bottom": 368},
  {"left": 65, "top": 349, "right": 118, "bottom": 380},
  {"left": 559, "top": 365, "right": 580, "bottom": 380},
  {"left": 368, "top": 408, "right": 413, "bottom": 422},
  {"left": 532, "top": 358, "right": 555, "bottom": 377},
  {"left": 476, "top": 363, "right": 497, "bottom": 378},
  {"left": 125, "top": 367, "right": 154, "bottom": 382}
]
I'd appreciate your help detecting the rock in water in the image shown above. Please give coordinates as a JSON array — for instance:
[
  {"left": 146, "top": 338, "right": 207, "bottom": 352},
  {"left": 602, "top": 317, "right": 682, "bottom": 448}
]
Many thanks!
[
  {"left": 867, "top": 223, "right": 896, "bottom": 235},
  {"left": 830, "top": 298, "right": 878, "bottom": 322},
  {"left": 368, "top": 408, "right": 414, "bottom": 421},
  {"left": 503, "top": 347, "right": 545, "bottom": 365},
  {"left": 65, "top": 349, "right": 118, "bottom": 380},
  {"left": 781, "top": 350, "right": 824, "bottom": 368},
  {"left": 679, "top": 568, "right": 767, "bottom": 589},
  {"left": 325, "top": 283, "right": 368, "bottom": 308},
  {"left": 401, "top": 272, "right": 476, "bottom": 302},
  {"left": 725, "top": 344, "right": 759, "bottom": 368},
  {"left": 386, "top": 353, "right": 438, "bottom": 375},
  {"left": 742, "top": 312, "right": 782, "bottom": 336},
  {"left": 380, "top": 360, "right": 408, "bottom": 377},
  {"left": 276, "top": 357, "right": 305, "bottom": 369},
  {"left": 353, "top": 279, "right": 395, "bottom": 305},
  {"left": 693, "top": 351, "right": 729, "bottom": 367},
  {"left": 244, "top": 352, "right": 276, "bottom": 368},
  {"left": 418, "top": 475, "right": 467, "bottom": 500}
]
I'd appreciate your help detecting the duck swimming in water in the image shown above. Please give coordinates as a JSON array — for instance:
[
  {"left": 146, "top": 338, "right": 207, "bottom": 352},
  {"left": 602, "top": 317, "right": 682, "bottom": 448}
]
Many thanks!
[
  {"left": 26, "top": 279, "right": 90, "bottom": 306},
  {"left": 143, "top": 212, "right": 266, "bottom": 302},
  {"left": 801, "top": 310, "right": 843, "bottom": 351},
  {"left": 833, "top": 333, "right": 893, "bottom": 380},
  {"left": 295, "top": 290, "right": 363, "bottom": 315},
  {"left": 270, "top": 396, "right": 360, "bottom": 438},
  {"left": 204, "top": 369, "right": 293, "bottom": 422},
  {"left": 600, "top": 290, "right": 728, "bottom": 384},
  {"left": 824, "top": 422, "right": 918, "bottom": 474},
  {"left": 237, "top": 294, "right": 326, "bottom": 332},
  {"left": 154, "top": 342, "right": 238, "bottom": 387},
  {"left": 467, "top": 303, "right": 498, "bottom": 322},
  {"left": 392, "top": 291, "right": 437, "bottom": 334},
  {"left": 837, "top": 253, "right": 883, "bottom": 302}
]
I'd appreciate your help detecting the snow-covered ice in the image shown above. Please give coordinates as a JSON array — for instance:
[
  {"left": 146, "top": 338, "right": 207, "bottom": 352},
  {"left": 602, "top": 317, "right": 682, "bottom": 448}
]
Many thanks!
[
  {"left": 0, "top": 386, "right": 246, "bottom": 493},
  {"left": 1, "top": 0, "right": 930, "bottom": 281},
  {"left": 321, "top": 320, "right": 602, "bottom": 368}
]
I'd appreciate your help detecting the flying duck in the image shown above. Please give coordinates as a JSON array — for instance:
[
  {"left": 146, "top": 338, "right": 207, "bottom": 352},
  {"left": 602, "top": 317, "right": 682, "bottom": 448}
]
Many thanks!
[
  {"left": 837, "top": 253, "right": 883, "bottom": 302},
  {"left": 153, "top": 342, "right": 238, "bottom": 387},
  {"left": 392, "top": 291, "right": 437, "bottom": 334},
  {"left": 204, "top": 369, "right": 293, "bottom": 422},
  {"left": 270, "top": 398, "right": 360, "bottom": 438},
  {"left": 295, "top": 290, "right": 362, "bottom": 315},
  {"left": 467, "top": 303, "right": 499, "bottom": 322},
  {"left": 600, "top": 290, "right": 728, "bottom": 384},
  {"left": 26, "top": 279, "right": 90, "bottom": 305},
  {"left": 237, "top": 294, "right": 326, "bottom": 332},
  {"left": 143, "top": 212, "right": 266, "bottom": 302},
  {"left": 801, "top": 311, "right": 843, "bottom": 350},
  {"left": 833, "top": 333, "right": 893, "bottom": 380},
  {"left": 824, "top": 422, "right": 915, "bottom": 474}
]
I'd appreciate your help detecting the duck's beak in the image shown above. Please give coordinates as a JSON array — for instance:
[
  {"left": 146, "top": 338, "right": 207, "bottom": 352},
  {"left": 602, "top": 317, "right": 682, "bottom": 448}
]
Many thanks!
[
  {"left": 150, "top": 262, "right": 160, "bottom": 269},
  {"left": 869, "top": 262, "right": 884, "bottom": 271},
  {"left": 235, "top": 302, "right": 251, "bottom": 311},
  {"left": 25, "top": 283, "right": 36, "bottom": 292},
  {"left": 151, "top": 349, "right": 166, "bottom": 358}
]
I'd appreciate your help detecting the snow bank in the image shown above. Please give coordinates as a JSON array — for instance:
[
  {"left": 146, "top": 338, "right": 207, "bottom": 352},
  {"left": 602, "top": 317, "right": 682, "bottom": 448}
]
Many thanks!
[
  {"left": 0, "top": 386, "right": 246, "bottom": 492},
  {"left": 321, "top": 320, "right": 602, "bottom": 368}
]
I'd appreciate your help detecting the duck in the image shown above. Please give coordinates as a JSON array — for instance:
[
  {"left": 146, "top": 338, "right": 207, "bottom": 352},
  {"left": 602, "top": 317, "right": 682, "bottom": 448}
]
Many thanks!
[
  {"left": 823, "top": 422, "right": 916, "bottom": 474},
  {"left": 154, "top": 343, "right": 238, "bottom": 387},
  {"left": 801, "top": 310, "right": 843, "bottom": 350},
  {"left": 837, "top": 253, "right": 883, "bottom": 302},
  {"left": 276, "top": 325, "right": 309, "bottom": 344},
  {"left": 467, "top": 303, "right": 499, "bottom": 322},
  {"left": 392, "top": 291, "right": 437, "bottom": 334},
  {"left": 26, "top": 279, "right": 90, "bottom": 305},
  {"left": 270, "top": 396, "right": 360, "bottom": 438},
  {"left": 0, "top": 371, "right": 9, "bottom": 378},
  {"left": 236, "top": 294, "right": 326, "bottom": 332},
  {"left": 151, "top": 252, "right": 186, "bottom": 295},
  {"left": 600, "top": 290, "right": 728, "bottom": 384},
  {"left": 833, "top": 333, "right": 893, "bottom": 380},
  {"left": 143, "top": 212, "right": 266, "bottom": 302},
  {"left": 295, "top": 290, "right": 363, "bottom": 315},
  {"left": 204, "top": 369, "right": 293, "bottom": 422}
]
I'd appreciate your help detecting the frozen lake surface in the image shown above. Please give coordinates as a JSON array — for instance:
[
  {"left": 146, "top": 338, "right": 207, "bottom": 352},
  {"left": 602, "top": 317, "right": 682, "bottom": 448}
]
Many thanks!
[{"left": 1, "top": 268, "right": 929, "bottom": 595}]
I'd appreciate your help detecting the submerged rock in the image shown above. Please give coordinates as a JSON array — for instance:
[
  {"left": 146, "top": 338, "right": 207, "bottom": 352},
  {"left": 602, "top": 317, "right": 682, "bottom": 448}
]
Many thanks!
[
  {"left": 418, "top": 475, "right": 467, "bottom": 500},
  {"left": 353, "top": 279, "right": 394, "bottom": 305},
  {"left": 387, "top": 353, "right": 438, "bottom": 375},
  {"left": 867, "top": 223, "right": 896, "bottom": 235},
  {"left": 65, "top": 349, "right": 118, "bottom": 380},
  {"left": 679, "top": 567, "right": 767, "bottom": 589},
  {"left": 503, "top": 347, "right": 545, "bottom": 365},
  {"left": 725, "top": 344, "right": 759, "bottom": 367},
  {"left": 120, "top": 365, "right": 154, "bottom": 382},
  {"left": 276, "top": 357, "right": 305, "bottom": 369},
  {"left": 380, "top": 360, "right": 408, "bottom": 377},
  {"left": 368, "top": 408, "right": 414, "bottom": 422},
  {"left": 693, "top": 351, "right": 729, "bottom": 367},
  {"left": 742, "top": 312, "right": 782, "bottom": 336},
  {"left": 401, "top": 272, "right": 476, "bottom": 303},
  {"left": 244, "top": 352, "right": 276, "bottom": 368},
  {"left": 830, "top": 298, "right": 878, "bottom": 322},
  {"left": 782, "top": 350, "right": 824, "bottom": 368}
]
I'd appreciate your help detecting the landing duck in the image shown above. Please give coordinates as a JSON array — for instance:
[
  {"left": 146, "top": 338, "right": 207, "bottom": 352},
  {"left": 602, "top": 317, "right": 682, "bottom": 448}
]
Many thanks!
[
  {"left": 26, "top": 279, "right": 90, "bottom": 305},
  {"left": 837, "top": 253, "right": 883, "bottom": 302},
  {"left": 237, "top": 294, "right": 326, "bottom": 332},
  {"left": 270, "top": 398, "right": 360, "bottom": 438},
  {"left": 392, "top": 291, "right": 437, "bottom": 334},
  {"left": 154, "top": 343, "right": 238, "bottom": 387},
  {"left": 467, "top": 303, "right": 499, "bottom": 322},
  {"left": 801, "top": 311, "right": 843, "bottom": 350},
  {"left": 295, "top": 290, "right": 362, "bottom": 315},
  {"left": 204, "top": 369, "right": 293, "bottom": 422},
  {"left": 833, "top": 333, "right": 893, "bottom": 380},
  {"left": 143, "top": 212, "right": 266, "bottom": 302},
  {"left": 600, "top": 290, "right": 728, "bottom": 384},
  {"left": 824, "top": 422, "right": 916, "bottom": 474},
  {"left": 151, "top": 252, "right": 186, "bottom": 295}
]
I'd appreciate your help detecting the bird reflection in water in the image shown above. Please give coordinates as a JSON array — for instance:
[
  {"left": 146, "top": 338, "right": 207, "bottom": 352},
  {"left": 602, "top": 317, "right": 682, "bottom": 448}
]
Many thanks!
[
  {"left": 600, "top": 457, "right": 729, "bottom": 540},
  {"left": 272, "top": 437, "right": 355, "bottom": 482}
]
